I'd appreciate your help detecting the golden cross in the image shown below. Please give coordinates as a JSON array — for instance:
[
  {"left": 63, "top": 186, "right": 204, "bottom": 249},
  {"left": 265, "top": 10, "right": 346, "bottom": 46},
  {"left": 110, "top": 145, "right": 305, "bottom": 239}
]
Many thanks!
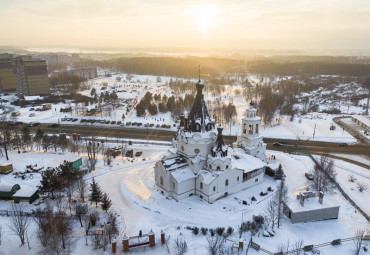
[{"left": 197, "top": 65, "right": 202, "bottom": 81}]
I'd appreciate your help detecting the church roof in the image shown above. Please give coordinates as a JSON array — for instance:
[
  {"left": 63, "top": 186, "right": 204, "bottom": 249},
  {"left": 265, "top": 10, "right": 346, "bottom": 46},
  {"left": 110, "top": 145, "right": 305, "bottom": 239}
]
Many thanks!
[{"left": 187, "top": 79, "right": 214, "bottom": 132}]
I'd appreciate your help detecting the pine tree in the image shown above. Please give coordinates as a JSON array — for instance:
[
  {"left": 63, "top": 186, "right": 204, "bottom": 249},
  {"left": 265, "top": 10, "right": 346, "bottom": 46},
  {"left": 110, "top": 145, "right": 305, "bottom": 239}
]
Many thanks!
[
  {"left": 89, "top": 178, "right": 103, "bottom": 207},
  {"left": 101, "top": 192, "right": 112, "bottom": 212}
]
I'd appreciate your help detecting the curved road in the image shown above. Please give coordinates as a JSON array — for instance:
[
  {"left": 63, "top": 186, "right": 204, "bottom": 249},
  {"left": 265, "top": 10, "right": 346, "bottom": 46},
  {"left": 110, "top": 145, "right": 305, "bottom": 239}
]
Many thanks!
[{"left": 7, "top": 122, "right": 369, "bottom": 158}]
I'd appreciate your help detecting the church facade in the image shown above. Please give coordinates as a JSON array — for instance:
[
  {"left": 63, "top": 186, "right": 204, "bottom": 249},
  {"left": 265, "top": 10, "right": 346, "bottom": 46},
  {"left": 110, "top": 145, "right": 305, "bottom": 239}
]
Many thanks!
[{"left": 154, "top": 78, "right": 266, "bottom": 203}]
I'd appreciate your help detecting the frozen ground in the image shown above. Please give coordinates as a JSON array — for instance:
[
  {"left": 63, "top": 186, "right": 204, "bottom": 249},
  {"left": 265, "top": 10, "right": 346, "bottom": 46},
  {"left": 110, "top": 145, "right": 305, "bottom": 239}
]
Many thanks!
[
  {"left": 0, "top": 146, "right": 369, "bottom": 254},
  {"left": 0, "top": 70, "right": 363, "bottom": 143}
]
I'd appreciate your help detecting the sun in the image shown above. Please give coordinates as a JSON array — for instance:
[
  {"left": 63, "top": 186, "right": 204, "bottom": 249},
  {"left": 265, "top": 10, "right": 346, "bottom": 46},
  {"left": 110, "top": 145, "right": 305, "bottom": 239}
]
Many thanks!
[{"left": 192, "top": 5, "right": 218, "bottom": 30}]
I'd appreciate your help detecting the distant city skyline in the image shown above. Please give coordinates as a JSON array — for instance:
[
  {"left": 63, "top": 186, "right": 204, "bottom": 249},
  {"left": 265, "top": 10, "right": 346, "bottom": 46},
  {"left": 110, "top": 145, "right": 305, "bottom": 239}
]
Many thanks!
[{"left": 1, "top": 0, "right": 370, "bottom": 50}]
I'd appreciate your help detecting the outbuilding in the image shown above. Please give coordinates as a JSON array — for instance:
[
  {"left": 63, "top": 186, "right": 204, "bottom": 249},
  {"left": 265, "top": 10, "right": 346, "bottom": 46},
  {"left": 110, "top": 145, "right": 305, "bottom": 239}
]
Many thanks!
[
  {"left": 0, "top": 183, "right": 20, "bottom": 199},
  {"left": 283, "top": 191, "right": 340, "bottom": 224},
  {"left": 13, "top": 186, "right": 39, "bottom": 204},
  {"left": 0, "top": 161, "right": 13, "bottom": 174}
]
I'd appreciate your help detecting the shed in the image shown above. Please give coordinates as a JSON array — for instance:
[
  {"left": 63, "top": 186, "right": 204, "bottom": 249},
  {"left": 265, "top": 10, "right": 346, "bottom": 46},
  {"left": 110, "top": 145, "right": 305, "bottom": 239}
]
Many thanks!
[
  {"left": 71, "top": 157, "right": 82, "bottom": 168},
  {"left": 64, "top": 155, "right": 83, "bottom": 168},
  {"left": 0, "top": 161, "right": 13, "bottom": 174},
  {"left": 13, "top": 187, "right": 39, "bottom": 204},
  {"left": 0, "top": 183, "right": 20, "bottom": 199},
  {"left": 283, "top": 192, "right": 339, "bottom": 224}
]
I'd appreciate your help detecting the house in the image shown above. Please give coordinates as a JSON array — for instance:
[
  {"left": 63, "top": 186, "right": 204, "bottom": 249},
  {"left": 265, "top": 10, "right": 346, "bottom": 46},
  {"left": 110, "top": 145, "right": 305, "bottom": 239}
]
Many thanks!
[
  {"left": 0, "top": 161, "right": 13, "bottom": 174},
  {"left": 154, "top": 78, "right": 266, "bottom": 203},
  {"left": 283, "top": 191, "right": 340, "bottom": 224},
  {"left": 13, "top": 186, "right": 39, "bottom": 204},
  {"left": 0, "top": 182, "right": 20, "bottom": 199}
]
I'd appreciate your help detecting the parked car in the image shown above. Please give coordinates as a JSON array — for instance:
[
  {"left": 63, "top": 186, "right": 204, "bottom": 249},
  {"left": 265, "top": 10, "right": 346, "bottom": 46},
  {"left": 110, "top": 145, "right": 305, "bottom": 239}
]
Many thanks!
[
  {"left": 72, "top": 118, "right": 78, "bottom": 122},
  {"left": 149, "top": 123, "right": 154, "bottom": 127},
  {"left": 117, "top": 121, "right": 122, "bottom": 125},
  {"left": 135, "top": 151, "right": 143, "bottom": 157},
  {"left": 273, "top": 142, "right": 283, "bottom": 147},
  {"left": 305, "top": 173, "right": 314, "bottom": 180},
  {"left": 48, "top": 123, "right": 59, "bottom": 128},
  {"left": 126, "top": 122, "right": 131, "bottom": 126},
  {"left": 136, "top": 122, "right": 142, "bottom": 126},
  {"left": 111, "top": 121, "right": 116, "bottom": 124},
  {"left": 29, "top": 113, "right": 35, "bottom": 117},
  {"left": 29, "top": 108, "right": 34, "bottom": 111}
]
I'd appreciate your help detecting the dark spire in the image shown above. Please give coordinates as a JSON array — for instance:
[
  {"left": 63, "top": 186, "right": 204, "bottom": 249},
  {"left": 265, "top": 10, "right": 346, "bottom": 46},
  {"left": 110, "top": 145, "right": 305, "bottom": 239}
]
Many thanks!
[
  {"left": 185, "top": 66, "right": 214, "bottom": 132},
  {"left": 212, "top": 127, "right": 227, "bottom": 157}
]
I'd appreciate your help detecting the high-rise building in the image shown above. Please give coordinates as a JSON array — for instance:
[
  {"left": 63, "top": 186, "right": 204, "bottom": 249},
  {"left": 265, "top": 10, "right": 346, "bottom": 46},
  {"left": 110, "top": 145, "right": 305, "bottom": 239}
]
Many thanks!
[
  {"left": 12, "top": 56, "right": 50, "bottom": 96},
  {"left": 0, "top": 53, "right": 16, "bottom": 92}
]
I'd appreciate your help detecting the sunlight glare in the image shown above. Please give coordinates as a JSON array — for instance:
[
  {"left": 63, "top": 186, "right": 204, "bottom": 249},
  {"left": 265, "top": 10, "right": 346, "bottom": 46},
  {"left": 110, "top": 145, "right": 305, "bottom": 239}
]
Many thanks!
[{"left": 192, "top": 5, "right": 218, "bottom": 30}]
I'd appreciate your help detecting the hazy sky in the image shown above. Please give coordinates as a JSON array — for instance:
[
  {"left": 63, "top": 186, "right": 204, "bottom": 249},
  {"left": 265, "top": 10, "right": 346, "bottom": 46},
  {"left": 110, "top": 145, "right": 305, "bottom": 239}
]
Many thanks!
[{"left": 1, "top": 0, "right": 370, "bottom": 50}]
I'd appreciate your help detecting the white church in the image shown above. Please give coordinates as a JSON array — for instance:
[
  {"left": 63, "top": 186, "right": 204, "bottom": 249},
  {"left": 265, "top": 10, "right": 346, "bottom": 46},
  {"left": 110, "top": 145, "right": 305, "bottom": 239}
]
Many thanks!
[{"left": 154, "top": 78, "right": 266, "bottom": 203}]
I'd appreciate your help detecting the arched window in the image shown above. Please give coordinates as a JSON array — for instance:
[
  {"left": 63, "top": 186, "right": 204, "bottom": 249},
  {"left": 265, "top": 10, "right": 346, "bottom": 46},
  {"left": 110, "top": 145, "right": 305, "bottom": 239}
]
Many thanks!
[
  {"left": 237, "top": 176, "right": 239, "bottom": 182},
  {"left": 243, "top": 123, "right": 246, "bottom": 134},
  {"left": 194, "top": 148, "right": 200, "bottom": 154},
  {"left": 195, "top": 124, "right": 200, "bottom": 131},
  {"left": 160, "top": 176, "right": 163, "bottom": 186},
  {"left": 225, "top": 179, "right": 229, "bottom": 186},
  {"left": 209, "top": 164, "right": 212, "bottom": 169},
  {"left": 217, "top": 166, "right": 221, "bottom": 170},
  {"left": 213, "top": 186, "right": 216, "bottom": 192},
  {"left": 256, "top": 124, "right": 259, "bottom": 134},
  {"left": 226, "top": 165, "right": 229, "bottom": 169},
  {"left": 200, "top": 182, "right": 203, "bottom": 189},
  {"left": 249, "top": 124, "right": 253, "bottom": 134}
]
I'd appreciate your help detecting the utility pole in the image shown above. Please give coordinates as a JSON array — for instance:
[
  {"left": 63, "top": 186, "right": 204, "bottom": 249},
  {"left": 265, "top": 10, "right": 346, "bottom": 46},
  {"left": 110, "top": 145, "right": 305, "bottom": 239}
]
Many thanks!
[{"left": 313, "top": 123, "right": 316, "bottom": 140}]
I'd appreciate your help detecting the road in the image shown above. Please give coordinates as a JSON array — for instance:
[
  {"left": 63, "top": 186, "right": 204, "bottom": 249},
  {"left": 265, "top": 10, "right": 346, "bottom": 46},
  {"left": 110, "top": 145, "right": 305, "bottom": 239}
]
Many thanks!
[{"left": 7, "top": 122, "right": 370, "bottom": 158}]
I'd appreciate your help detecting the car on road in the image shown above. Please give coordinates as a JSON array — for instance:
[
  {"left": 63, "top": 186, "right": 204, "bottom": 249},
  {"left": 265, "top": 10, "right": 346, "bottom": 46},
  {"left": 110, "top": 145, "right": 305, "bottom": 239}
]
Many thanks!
[
  {"left": 273, "top": 142, "right": 283, "bottom": 147},
  {"left": 305, "top": 173, "right": 314, "bottom": 180},
  {"left": 339, "top": 143, "right": 348, "bottom": 146},
  {"left": 29, "top": 113, "right": 35, "bottom": 117}
]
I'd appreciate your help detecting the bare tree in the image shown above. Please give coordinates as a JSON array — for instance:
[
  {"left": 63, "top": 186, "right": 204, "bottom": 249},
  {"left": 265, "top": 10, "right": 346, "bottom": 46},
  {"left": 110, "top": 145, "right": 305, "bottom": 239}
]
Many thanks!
[
  {"left": 277, "top": 240, "right": 290, "bottom": 254},
  {"left": 313, "top": 156, "right": 336, "bottom": 193},
  {"left": 76, "top": 179, "right": 87, "bottom": 203},
  {"left": 85, "top": 137, "right": 97, "bottom": 171},
  {"left": 353, "top": 229, "right": 365, "bottom": 255},
  {"left": 65, "top": 181, "right": 77, "bottom": 214},
  {"left": 275, "top": 180, "right": 288, "bottom": 228},
  {"left": 0, "top": 115, "right": 10, "bottom": 160},
  {"left": 265, "top": 198, "right": 277, "bottom": 231},
  {"left": 207, "top": 235, "right": 224, "bottom": 255},
  {"left": 7, "top": 204, "right": 31, "bottom": 246},
  {"left": 357, "top": 182, "right": 368, "bottom": 192},
  {"left": 348, "top": 174, "right": 357, "bottom": 182},
  {"left": 0, "top": 224, "right": 3, "bottom": 246},
  {"left": 292, "top": 239, "right": 304, "bottom": 255},
  {"left": 175, "top": 236, "right": 188, "bottom": 255}
]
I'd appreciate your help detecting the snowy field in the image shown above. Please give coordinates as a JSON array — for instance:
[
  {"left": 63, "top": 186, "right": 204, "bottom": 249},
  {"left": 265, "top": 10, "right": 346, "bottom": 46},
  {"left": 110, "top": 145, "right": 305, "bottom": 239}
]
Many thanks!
[{"left": 0, "top": 146, "right": 368, "bottom": 254}]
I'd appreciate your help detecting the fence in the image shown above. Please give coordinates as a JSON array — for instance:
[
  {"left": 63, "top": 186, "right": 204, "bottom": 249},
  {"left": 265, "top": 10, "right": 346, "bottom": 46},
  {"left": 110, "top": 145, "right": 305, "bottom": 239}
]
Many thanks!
[{"left": 249, "top": 236, "right": 357, "bottom": 255}]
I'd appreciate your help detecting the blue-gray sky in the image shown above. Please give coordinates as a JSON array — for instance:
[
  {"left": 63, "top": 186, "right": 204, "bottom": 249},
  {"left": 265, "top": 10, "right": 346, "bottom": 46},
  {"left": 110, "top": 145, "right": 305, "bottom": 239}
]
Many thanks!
[{"left": 1, "top": 0, "right": 370, "bottom": 50}]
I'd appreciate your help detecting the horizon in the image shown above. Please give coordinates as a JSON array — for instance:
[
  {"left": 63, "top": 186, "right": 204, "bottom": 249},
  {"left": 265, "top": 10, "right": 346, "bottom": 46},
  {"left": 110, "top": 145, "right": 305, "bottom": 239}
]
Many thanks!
[{"left": 1, "top": 0, "right": 370, "bottom": 51}]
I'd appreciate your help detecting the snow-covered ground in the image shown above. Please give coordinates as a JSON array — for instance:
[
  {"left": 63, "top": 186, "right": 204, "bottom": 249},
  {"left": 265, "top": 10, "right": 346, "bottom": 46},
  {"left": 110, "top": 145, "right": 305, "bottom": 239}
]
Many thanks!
[
  {"left": 1, "top": 70, "right": 365, "bottom": 143},
  {"left": 0, "top": 146, "right": 369, "bottom": 254}
]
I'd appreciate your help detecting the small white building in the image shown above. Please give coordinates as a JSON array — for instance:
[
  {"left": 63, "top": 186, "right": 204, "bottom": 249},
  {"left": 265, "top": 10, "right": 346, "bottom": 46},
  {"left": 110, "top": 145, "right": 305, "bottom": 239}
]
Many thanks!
[{"left": 154, "top": 79, "right": 266, "bottom": 203}]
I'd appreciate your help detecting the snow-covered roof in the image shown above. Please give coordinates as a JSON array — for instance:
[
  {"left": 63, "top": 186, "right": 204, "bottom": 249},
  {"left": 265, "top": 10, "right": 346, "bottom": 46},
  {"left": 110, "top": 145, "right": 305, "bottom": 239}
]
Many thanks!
[
  {"left": 199, "top": 170, "right": 219, "bottom": 185},
  {"left": 13, "top": 187, "right": 38, "bottom": 197},
  {"left": 24, "top": 96, "right": 43, "bottom": 101},
  {"left": 162, "top": 156, "right": 188, "bottom": 171},
  {"left": 0, "top": 161, "right": 12, "bottom": 167},
  {"left": 231, "top": 148, "right": 266, "bottom": 172},
  {"left": 352, "top": 115, "right": 370, "bottom": 127},
  {"left": 266, "top": 161, "right": 279, "bottom": 171},
  {"left": 190, "top": 156, "right": 205, "bottom": 164},
  {"left": 286, "top": 196, "right": 339, "bottom": 213},
  {"left": 171, "top": 167, "right": 196, "bottom": 183},
  {"left": 0, "top": 182, "right": 18, "bottom": 192}
]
